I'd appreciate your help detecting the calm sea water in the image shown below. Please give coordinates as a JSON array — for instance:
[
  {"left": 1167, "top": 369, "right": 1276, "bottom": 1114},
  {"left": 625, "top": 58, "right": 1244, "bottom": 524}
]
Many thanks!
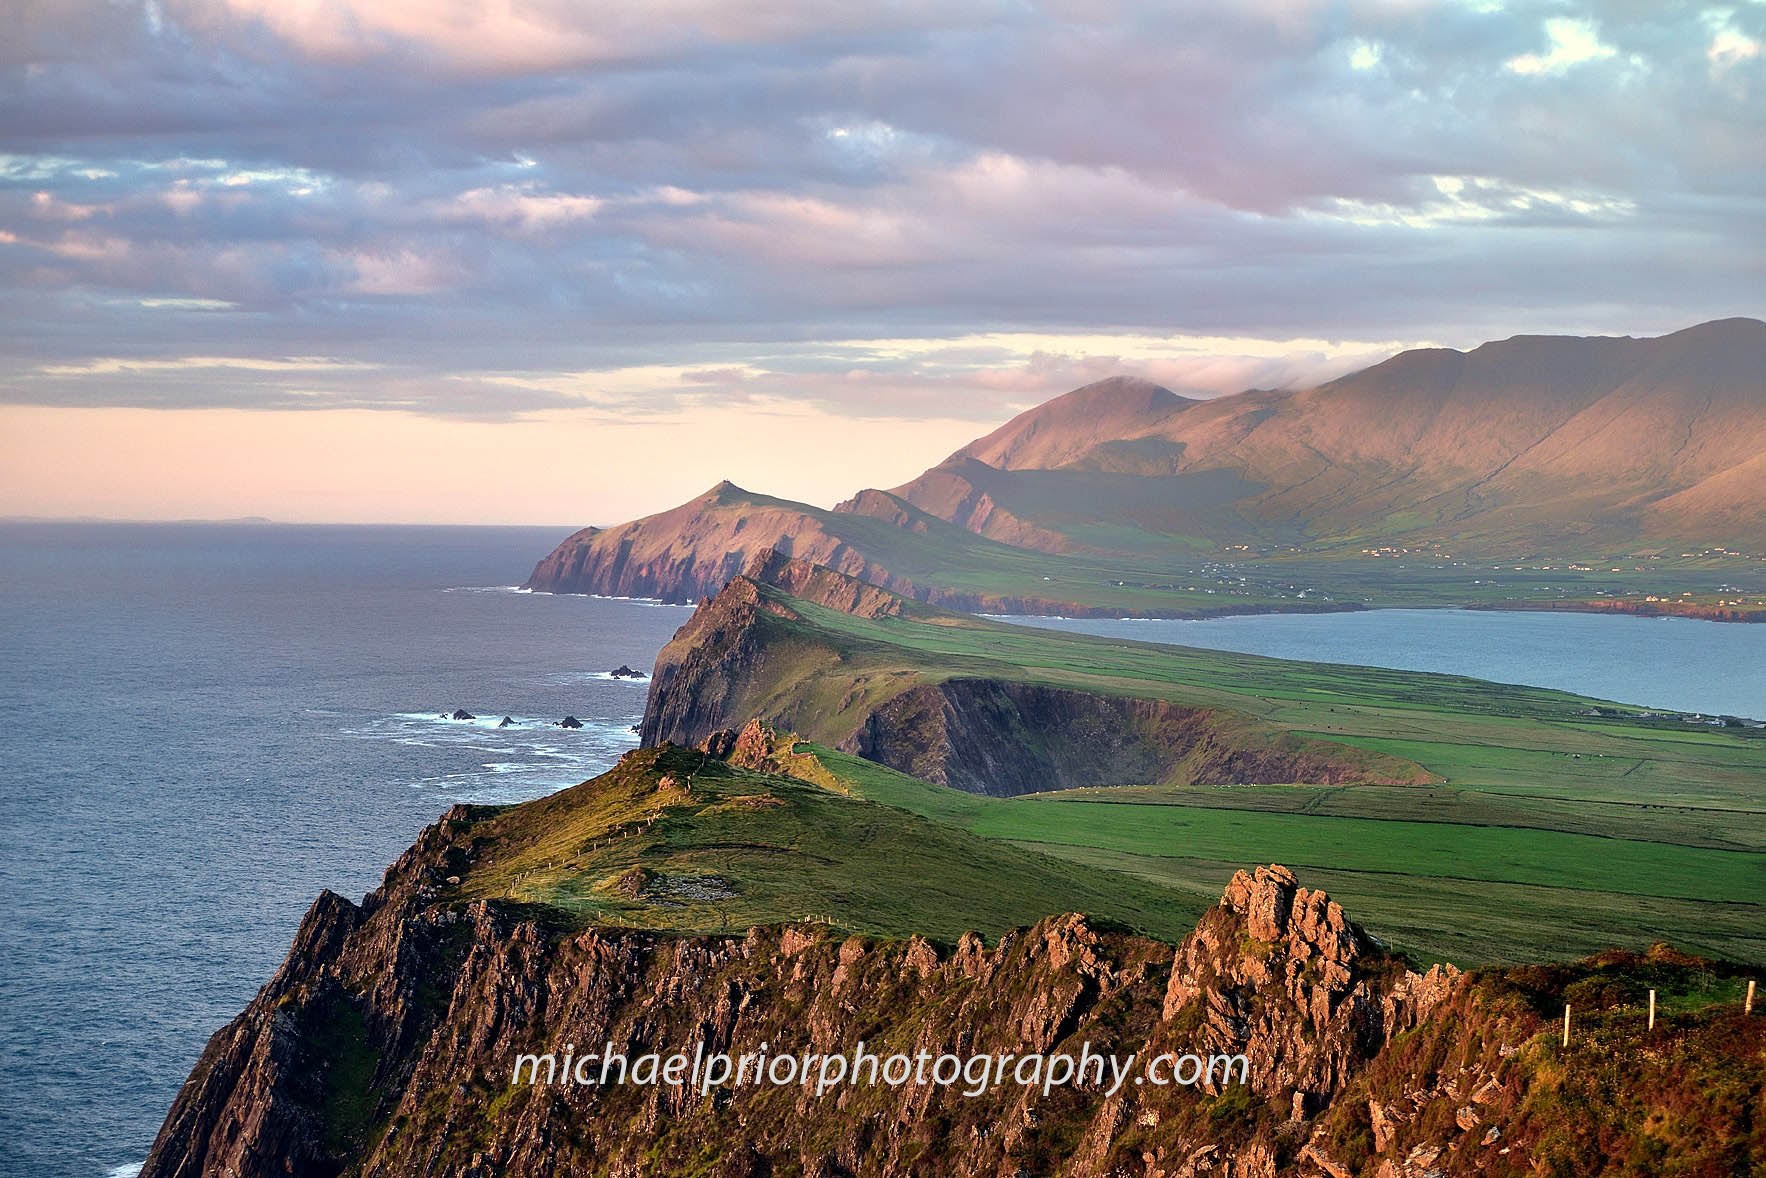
[
  {"left": 4, "top": 526, "right": 1762, "bottom": 1177},
  {"left": 1002, "top": 610, "right": 1766, "bottom": 720},
  {"left": 0, "top": 524, "right": 691, "bottom": 1178}
]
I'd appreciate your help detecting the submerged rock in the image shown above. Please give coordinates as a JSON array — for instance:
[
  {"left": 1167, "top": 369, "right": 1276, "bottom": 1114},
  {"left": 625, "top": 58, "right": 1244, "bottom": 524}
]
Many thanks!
[
  {"left": 496, "top": 716, "right": 515, "bottom": 728},
  {"left": 557, "top": 716, "right": 583, "bottom": 729},
  {"left": 450, "top": 708, "right": 475, "bottom": 721}
]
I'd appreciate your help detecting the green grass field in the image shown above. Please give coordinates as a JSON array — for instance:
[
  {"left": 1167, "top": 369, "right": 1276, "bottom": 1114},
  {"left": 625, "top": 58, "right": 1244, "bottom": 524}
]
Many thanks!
[
  {"left": 804, "top": 748, "right": 1765, "bottom": 966},
  {"left": 449, "top": 744, "right": 1207, "bottom": 944},
  {"left": 675, "top": 579, "right": 1765, "bottom": 965}
]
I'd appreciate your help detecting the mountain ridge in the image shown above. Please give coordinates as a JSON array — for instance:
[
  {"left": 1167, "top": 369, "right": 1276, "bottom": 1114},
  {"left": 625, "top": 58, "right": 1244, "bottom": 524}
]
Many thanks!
[{"left": 525, "top": 318, "right": 1766, "bottom": 611}]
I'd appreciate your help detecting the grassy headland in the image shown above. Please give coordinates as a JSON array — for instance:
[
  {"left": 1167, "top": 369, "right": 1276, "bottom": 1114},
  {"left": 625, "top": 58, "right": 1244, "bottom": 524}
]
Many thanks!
[{"left": 637, "top": 566, "right": 1766, "bottom": 965}]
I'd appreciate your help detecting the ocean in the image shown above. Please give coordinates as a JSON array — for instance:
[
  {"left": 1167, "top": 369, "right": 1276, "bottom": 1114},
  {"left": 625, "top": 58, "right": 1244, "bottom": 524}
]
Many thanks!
[
  {"left": 3, "top": 523, "right": 1761, "bottom": 1176},
  {"left": 0, "top": 524, "right": 692, "bottom": 1178}
]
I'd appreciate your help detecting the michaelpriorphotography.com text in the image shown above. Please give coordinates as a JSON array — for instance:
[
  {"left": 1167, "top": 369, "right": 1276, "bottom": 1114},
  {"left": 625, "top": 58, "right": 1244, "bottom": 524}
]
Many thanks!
[{"left": 509, "top": 1040, "right": 1252, "bottom": 1100}]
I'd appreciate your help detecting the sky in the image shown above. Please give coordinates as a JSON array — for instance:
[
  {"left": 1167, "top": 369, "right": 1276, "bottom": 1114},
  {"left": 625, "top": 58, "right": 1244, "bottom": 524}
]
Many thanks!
[{"left": 1, "top": 0, "right": 1761, "bottom": 525}]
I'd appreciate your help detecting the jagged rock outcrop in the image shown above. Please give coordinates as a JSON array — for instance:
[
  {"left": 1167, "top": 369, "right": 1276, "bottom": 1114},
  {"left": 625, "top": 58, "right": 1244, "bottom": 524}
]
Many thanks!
[
  {"left": 140, "top": 829, "right": 1764, "bottom": 1176},
  {"left": 137, "top": 843, "right": 1449, "bottom": 1177},
  {"left": 1163, "top": 866, "right": 1460, "bottom": 1108}
]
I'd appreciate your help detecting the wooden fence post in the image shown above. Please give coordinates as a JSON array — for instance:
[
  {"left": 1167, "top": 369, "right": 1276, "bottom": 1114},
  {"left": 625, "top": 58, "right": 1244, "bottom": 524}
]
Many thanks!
[
  {"left": 1562, "top": 1004, "right": 1571, "bottom": 1048},
  {"left": 1748, "top": 980, "right": 1756, "bottom": 1016},
  {"left": 1648, "top": 989, "right": 1656, "bottom": 1030}
]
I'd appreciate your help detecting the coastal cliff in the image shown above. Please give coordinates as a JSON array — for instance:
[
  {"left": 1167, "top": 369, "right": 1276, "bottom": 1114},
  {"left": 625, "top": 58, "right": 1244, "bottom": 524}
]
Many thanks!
[
  {"left": 139, "top": 805, "right": 1765, "bottom": 1178},
  {"left": 640, "top": 552, "right": 1435, "bottom": 793},
  {"left": 136, "top": 550, "right": 1766, "bottom": 1174},
  {"left": 522, "top": 482, "right": 954, "bottom": 607},
  {"left": 521, "top": 482, "right": 1186, "bottom": 616}
]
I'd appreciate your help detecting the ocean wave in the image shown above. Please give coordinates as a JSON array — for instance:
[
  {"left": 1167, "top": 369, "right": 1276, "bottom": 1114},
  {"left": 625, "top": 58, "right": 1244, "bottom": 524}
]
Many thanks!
[
  {"left": 442, "top": 585, "right": 692, "bottom": 609},
  {"left": 377, "top": 711, "right": 634, "bottom": 735},
  {"left": 341, "top": 710, "right": 640, "bottom": 803},
  {"left": 440, "top": 583, "right": 684, "bottom": 603}
]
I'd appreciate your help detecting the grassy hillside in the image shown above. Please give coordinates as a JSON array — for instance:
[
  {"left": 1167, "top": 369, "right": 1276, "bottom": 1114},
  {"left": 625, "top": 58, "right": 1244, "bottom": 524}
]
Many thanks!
[
  {"left": 646, "top": 574, "right": 1766, "bottom": 965},
  {"left": 447, "top": 744, "right": 1204, "bottom": 944}
]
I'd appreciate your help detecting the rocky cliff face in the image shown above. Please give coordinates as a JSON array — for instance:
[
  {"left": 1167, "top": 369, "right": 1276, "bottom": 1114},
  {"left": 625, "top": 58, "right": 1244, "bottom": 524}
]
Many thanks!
[
  {"left": 140, "top": 837, "right": 1763, "bottom": 1177},
  {"left": 522, "top": 482, "right": 1153, "bottom": 615},
  {"left": 841, "top": 680, "right": 1432, "bottom": 796},
  {"left": 523, "top": 482, "right": 949, "bottom": 606},
  {"left": 139, "top": 844, "right": 1442, "bottom": 1176}
]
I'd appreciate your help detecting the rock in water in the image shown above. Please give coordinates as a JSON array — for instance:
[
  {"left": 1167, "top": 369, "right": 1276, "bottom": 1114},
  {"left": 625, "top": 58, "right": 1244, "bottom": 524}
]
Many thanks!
[
  {"left": 450, "top": 709, "right": 475, "bottom": 721},
  {"left": 497, "top": 716, "right": 515, "bottom": 728},
  {"left": 558, "top": 716, "right": 583, "bottom": 729},
  {"left": 610, "top": 665, "right": 647, "bottom": 679}
]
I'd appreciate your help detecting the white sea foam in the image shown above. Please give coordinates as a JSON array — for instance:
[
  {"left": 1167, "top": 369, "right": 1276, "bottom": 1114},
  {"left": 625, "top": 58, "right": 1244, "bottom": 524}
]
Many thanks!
[
  {"left": 342, "top": 710, "right": 641, "bottom": 803},
  {"left": 441, "top": 585, "right": 691, "bottom": 608},
  {"left": 106, "top": 1164, "right": 143, "bottom": 1178}
]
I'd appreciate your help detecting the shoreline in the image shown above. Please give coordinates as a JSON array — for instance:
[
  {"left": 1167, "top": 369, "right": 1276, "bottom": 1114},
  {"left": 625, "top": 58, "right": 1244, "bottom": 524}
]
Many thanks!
[
  {"left": 530, "top": 583, "right": 1766, "bottom": 625},
  {"left": 1465, "top": 599, "right": 1766, "bottom": 624}
]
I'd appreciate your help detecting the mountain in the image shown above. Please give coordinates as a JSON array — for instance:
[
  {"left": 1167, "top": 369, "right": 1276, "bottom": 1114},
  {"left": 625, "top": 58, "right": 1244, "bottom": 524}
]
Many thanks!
[
  {"left": 524, "top": 480, "right": 981, "bottom": 603},
  {"left": 524, "top": 319, "right": 1766, "bottom": 612},
  {"left": 893, "top": 318, "right": 1766, "bottom": 554}
]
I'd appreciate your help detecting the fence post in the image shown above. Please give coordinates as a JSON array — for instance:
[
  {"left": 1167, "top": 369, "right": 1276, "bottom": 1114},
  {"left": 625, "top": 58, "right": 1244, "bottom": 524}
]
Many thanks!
[
  {"left": 1647, "top": 989, "right": 1656, "bottom": 1031},
  {"left": 1562, "top": 1003, "right": 1571, "bottom": 1048},
  {"left": 1748, "top": 980, "right": 1756, "bottom": 1016}
]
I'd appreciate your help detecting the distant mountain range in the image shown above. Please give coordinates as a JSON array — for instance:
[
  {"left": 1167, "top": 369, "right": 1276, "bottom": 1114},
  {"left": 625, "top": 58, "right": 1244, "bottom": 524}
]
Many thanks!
[{"left": 525, "top": 318, "right": 1766, "bottom": 608}]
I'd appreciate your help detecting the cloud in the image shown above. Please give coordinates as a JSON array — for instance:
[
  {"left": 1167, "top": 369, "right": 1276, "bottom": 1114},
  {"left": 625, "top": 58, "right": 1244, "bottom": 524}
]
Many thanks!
[
  {"left": 35, "top": 354, "right": 374, "bottom": 376},
  {"left": 1506, "top": 17, "right": 1617, "bottom": 76},
  {"left": 0, "top": 0, "right": 1759, "bottom": 425},
  {"left": 439, "top": 184, "right": 604, "bottom": 233},
  {"left": 164, "top": 0, "right": 1005, "bottom": 72}
]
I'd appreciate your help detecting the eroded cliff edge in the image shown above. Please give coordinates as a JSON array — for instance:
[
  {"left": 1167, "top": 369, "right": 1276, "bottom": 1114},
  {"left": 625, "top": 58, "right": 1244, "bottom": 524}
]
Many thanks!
[
  {"left": 140, "top": 815, "right": 1765, "bottom": 1178},
  {"left": 639, "top": 552, "right": 1434, "bottom": 794}
]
